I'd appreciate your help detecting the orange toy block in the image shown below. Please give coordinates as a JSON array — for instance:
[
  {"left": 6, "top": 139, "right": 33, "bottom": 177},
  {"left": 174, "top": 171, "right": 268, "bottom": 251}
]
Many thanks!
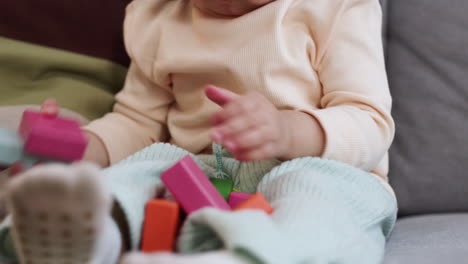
[
  {"left": 141, "top": 199, "right": 180, "bottom": 253},
  {"left": 233, "top": 192, "right": 273, "bottom": 214}
]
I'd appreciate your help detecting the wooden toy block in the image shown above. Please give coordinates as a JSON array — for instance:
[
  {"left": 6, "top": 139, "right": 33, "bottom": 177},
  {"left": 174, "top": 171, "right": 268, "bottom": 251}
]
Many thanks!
[
  {"left": 19, "top": 110, "right": 87, "bottom": 161},
  {"left": 0, "top": 128, "right": 24, "bottom": 166},
  {"left": 141, "top": 199, "right": 180, "bottom": 253},
  {"left": 228, "top": 192, "right": 252, "bottom": 209},
  {"left": 161, "top": 155, "right": 231, "bottom": 215},
  {"left": 233, "top": 192, "right": 273, "bottom": 214},
  {"left": 209, "top": 178, "right": 234, "bottom": 200}
]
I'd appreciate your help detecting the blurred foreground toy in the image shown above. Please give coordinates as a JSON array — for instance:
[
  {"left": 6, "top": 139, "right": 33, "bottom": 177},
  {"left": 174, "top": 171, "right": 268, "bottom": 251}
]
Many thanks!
[
  {"left": 233, "top": 192, "right": 273, "bottom": 214},
  {"left": 210, "top": 178, "right": 234, "bottom": 200},
  {"left": 19, "top": 110, "right": 87, "bottom": 161},
  {"left": 161, "top": 155, "right": 230, "bottom": 215},
  {"left": 161, "top": 156, "right": 274, "bottom": 216},
  {"left": 141, "top": 199, "right": 180, "bottom": 253},
  {"left": 0, "top": 99, "right": 88, "bottom": 176},
  {"left": 228, "top": 192, "right": 252, "bottom": 208},
  {"left": 142, "top": 155, "right": 274, "bottom": 253}
]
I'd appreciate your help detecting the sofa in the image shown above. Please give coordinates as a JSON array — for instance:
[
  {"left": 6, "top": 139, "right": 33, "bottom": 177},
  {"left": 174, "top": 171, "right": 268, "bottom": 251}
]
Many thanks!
[
  {"left": 381, "top": 0, "right": 468, "bottom": 262},
  {"left": 1, "top": 0, "right": 467, "bottom": 263}
]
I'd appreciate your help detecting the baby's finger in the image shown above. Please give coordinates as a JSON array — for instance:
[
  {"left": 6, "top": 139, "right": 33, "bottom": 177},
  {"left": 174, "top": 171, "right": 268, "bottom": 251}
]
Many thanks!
[
  {"left": 40, "top": 99, "right": 59, "bottom": 117},
  {"left": 234, "top": 143, "right": 277, "bottom": 161},
  {"left": 210, "top": 98, "right": 257, "bottom": 125},
  {"left": 205, "top": 85, "right": 240, "bottom": 106},
  {"left": 225, "top": 126, "right": 270, "bottom": 152},
  {"left": 212, "top": 116, "right": 255, "bottom": 143}
]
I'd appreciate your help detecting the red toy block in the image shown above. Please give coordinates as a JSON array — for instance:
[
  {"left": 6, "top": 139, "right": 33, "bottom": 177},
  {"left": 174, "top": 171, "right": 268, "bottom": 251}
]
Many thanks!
[
  {"left": 228, "top": 192, "right": 252, "bottom": 209},
  {"left": 233, "top": 192, "right": 273, "bottom": 214},
  {"left": 18, "top": 110, "right": 87, "bottom": 161},
  {"left": 161, "top": 155, "right": 231, "bottom": 215},
  {"left": 141, "top": 199, "right": 180, "bottom": 253}
]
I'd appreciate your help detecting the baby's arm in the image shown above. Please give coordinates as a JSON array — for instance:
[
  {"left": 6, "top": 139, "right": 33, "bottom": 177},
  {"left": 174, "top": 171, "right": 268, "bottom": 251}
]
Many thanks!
[
  {"left": 82, "top": 63, "right": 173, "bottom": 167},
  {"left": 301, "top": 0, "right": 393, "bottom": 171},
  {"left": 82, "top": 132, "right": 109, "bottom": 167}
]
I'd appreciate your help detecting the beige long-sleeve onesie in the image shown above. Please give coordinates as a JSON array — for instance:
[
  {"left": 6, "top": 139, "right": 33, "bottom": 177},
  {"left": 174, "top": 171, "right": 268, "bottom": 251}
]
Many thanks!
[{"left": 85, "top": 0, "right": 394, "bottom": 182}]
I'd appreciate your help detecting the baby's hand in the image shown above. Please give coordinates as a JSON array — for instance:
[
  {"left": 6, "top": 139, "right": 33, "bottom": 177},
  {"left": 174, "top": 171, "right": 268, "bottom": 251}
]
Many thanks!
[
  {"left": 206, "top": 85, "right": 290, "bottom": 161},
  {"left": 40, "top": 99, "right": 59, "bottom": 117},
  {"left": 193, "top": 0, "right": 275, "bottom": 16}
]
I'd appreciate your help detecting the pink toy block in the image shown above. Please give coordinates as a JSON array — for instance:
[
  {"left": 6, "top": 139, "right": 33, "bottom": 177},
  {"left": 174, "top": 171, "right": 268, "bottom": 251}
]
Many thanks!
[
  {"left": 228, "top": 192, "right": 252, "bottom": 209},
  {"left": 19, "top": 110, "right": 87, "bottom": 161},
  {"left": 161, "top": 155, "right": 231, "bottom": 215}
]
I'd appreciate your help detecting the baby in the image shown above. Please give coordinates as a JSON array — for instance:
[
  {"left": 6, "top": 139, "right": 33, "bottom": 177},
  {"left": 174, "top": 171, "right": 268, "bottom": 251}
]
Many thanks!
[{"left": 0, "top": 0, "right": 397, "bottom": 263}]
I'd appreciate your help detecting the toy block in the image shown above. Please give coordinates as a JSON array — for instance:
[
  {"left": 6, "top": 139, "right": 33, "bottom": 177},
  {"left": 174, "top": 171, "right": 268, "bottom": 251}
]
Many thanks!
[
  {"left": 209, "top": 178, "right": 234, "bottom": 200},
  {"left": 0, "top": 128, "right": 24, "bottom": 166},
  {"left": 161, "top": 155, "right": 231, "bottom": 215},
  {"left": 233, "top": 192, "right": 273, "bottom": 214},
  {"left": 228, "top": 192, "right": 252, "bottom": 209},
  {"left": 19, "top": 110, "right": 87, "bottom": 161},
  {"left": 141, "top": 199, "right": 180, "bottom": 253}
]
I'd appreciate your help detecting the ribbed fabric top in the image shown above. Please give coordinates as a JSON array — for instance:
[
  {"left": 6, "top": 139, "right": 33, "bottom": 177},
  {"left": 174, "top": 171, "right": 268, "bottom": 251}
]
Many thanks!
[{"left": 85, "top": 0, "right": 394, "bottom": 181}]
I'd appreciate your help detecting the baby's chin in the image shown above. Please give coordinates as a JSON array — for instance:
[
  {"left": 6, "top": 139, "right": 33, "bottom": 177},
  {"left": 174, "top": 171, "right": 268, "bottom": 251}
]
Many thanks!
[{"left": 191, "top": 0, "right": 245, "bottom": 17}]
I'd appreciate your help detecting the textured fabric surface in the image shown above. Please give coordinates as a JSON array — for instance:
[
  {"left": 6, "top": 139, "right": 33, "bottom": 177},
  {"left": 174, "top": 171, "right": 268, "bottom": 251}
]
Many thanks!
[
  {"left": 0, "top": 37, "right": 127, "bottom": 121},
  {"left": 0, "top": 0, "right": 131, "bottom": 66},
  {"left": 180, "top": 157, "right": 397, "bottom": 264},
  {"left": 386, "top": 0, "right": 468, "bottom": 216},
  {"left": 103, "top": 143, "right": 279, "bottom": 249},
  {"left": 101, "top": 143, "right": 396, "bottom": 264},
  {"left": 384, "top": 214, "right": 468, "bottom": 263}
]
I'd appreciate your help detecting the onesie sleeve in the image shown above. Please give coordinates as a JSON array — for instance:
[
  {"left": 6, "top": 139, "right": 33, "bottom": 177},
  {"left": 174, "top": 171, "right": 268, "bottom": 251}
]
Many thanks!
[
  {"left": 305, "top": 0, "right": 394, "bottom": 171},
  {"left": 83, "top": 62, "right": 173, "bottom": 164},
  {"left": 83, "top": 0, "right": 174, "bottom": 164}
]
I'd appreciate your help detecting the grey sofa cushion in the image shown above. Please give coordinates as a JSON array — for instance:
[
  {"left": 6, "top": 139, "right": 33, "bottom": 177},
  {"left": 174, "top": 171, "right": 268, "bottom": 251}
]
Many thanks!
[
  {"left": 384, "top": 214, "right": 468, "bottom": 263},
  {"left": 386, "top": 0, "right": 468, "bottom": 216}
]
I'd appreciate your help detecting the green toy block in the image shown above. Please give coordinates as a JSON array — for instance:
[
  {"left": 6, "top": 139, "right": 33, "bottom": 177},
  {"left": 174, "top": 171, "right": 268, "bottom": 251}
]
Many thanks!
[{"left": 209, "top": 178, "right": 234, "bottom": 200}]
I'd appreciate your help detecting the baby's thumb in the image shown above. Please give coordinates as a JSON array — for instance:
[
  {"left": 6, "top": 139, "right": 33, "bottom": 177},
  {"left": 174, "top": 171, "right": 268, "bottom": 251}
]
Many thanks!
[{"left": 205, "top": 85, "right": 240, "bottom": 106}]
